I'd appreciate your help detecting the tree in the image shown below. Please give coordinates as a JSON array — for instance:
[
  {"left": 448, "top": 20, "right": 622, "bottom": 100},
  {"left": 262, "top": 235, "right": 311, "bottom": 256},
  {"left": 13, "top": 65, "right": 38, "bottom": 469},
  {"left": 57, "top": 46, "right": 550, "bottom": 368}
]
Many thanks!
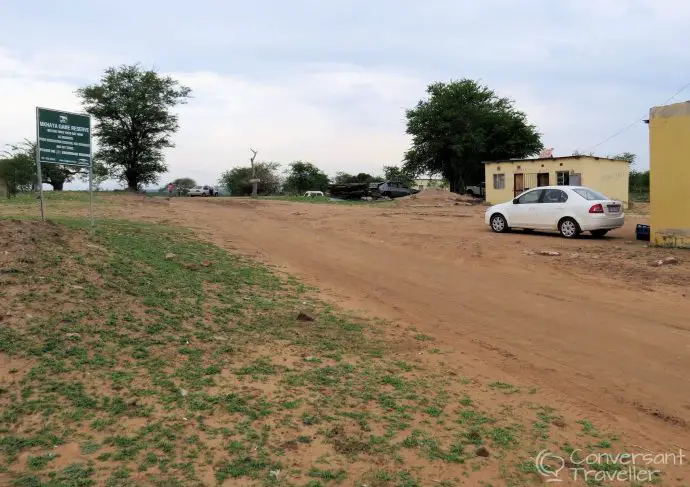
[
  {"left": 77, "top": 64, "right": 192, "bottom": 191},
  {"left": 1, "top": 140, "right": 83, "bottom": 191},
  {"left": 170, "top": 177, "right": 196, "bottom": 195},
  {"left": 383, "top": 166, "right": 415, "bottom": 187},
  {"left": 334, "top": 172, "right": 379, "bottom": 184},
  {"left": 0, "top": 143, "right": 36, "bottom": 196},
  {"left": 219, "top": 162, "right": 281, "bottom": 196},
  {"left": 403, "top": 80, "right": 543, "bottom": 193},
  {"left": 608, "top": 152, "right": 636, "bottom": 165},
  {"left": 283, "top": 161, "right": 330, "bottom": 194}
]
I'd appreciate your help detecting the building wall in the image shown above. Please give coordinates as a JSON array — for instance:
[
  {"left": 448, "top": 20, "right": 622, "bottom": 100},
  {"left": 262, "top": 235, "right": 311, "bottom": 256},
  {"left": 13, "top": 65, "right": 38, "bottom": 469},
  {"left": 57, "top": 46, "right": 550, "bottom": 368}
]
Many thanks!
[
  {"left": 649, "top": 101, "right": 690, "bottom": 248},
  {"left": 484, "top": 156, "right": 629, "bottom": 206}
]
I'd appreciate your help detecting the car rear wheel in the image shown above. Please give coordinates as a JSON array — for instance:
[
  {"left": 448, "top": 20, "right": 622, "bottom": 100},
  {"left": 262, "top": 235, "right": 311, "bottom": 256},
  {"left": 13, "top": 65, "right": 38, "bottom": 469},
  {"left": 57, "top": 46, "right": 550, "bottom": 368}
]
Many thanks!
[
  {"left": 490, "top": 214, "right": 509, "bottom": 233},
  {"left": 559, "top": 218, "right": 580, "bottom": 238},
  {"left": 590, "top": 229, "right": 608, "bottom": 238}
]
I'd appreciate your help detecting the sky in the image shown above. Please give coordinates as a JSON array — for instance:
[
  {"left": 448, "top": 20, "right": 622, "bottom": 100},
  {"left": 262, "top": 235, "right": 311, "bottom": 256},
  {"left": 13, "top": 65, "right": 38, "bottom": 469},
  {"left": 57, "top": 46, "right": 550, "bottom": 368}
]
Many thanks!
[{"left": 1, "top": 0, "right": 689, "bottom": 189}]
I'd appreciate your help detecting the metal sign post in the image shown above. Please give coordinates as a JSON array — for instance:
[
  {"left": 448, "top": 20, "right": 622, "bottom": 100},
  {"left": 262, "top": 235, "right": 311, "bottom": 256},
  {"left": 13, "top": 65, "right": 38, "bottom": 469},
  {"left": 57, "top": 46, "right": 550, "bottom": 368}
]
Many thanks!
[{"left": 35, "top": 107, "right": 92, "bottom": 227}]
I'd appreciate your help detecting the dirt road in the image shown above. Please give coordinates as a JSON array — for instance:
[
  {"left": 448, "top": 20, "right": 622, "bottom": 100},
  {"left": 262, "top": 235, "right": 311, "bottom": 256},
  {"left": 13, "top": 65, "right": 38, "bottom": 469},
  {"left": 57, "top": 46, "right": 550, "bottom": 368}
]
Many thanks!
[{"left": 17, "top": 193, "right": 690, "bottom": 452}]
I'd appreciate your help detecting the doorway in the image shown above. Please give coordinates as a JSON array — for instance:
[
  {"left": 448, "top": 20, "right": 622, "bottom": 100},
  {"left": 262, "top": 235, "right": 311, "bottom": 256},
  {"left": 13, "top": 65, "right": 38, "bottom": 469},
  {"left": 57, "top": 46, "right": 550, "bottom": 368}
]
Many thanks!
[
  {"left": 537, "top": 173, "right": 549, "bottom": 187},
  {"left": 514, "top": 173, "right": 524, "bottom": 197}
]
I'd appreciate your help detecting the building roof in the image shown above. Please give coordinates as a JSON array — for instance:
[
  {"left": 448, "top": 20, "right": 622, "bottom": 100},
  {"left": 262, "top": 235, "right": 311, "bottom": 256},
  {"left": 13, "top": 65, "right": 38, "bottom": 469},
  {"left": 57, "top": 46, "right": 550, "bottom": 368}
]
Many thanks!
[{"left": 482, "top": 155, "right": 628, "bottom": 164}]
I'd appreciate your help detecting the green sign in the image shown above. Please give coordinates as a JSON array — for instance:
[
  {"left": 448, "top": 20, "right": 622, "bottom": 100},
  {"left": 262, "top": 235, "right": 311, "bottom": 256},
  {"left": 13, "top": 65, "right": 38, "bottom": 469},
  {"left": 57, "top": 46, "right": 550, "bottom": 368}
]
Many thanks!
[{"left": 36, "top": 107, "right": 91, "bottom": 167}]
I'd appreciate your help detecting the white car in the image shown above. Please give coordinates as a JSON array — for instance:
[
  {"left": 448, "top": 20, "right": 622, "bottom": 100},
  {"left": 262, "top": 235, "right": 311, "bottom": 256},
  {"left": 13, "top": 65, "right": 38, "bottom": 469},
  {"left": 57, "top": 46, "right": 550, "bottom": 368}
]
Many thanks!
[
  {"left": 188, "top": 185, "right": 218, "bottom": 197},
  {"left": 485, "top": 186, "right": 624, "bottom": 238},
  {"left": 303, "top": 191, "right": 325, "bottom": 197}
]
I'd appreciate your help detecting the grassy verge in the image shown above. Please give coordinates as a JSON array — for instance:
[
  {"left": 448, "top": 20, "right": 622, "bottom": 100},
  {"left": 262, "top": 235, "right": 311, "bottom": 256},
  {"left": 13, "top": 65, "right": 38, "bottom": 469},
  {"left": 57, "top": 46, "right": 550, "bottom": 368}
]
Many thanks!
[{"left": 0, "top": 218, "right": 636, "bottom": 486}]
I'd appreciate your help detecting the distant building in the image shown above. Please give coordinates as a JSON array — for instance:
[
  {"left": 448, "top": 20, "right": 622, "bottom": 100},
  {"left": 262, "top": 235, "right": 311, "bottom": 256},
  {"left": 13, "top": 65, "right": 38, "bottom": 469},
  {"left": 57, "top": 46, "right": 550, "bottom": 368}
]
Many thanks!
[
  {"left": 648, "top": 101, "right": 690, "bottom": 248},
  {"left": 414, "top": 177, "right": 448, "bottom": 191},
  {"left": 483, "top": 155, "right": 630, "bottom": 206}
]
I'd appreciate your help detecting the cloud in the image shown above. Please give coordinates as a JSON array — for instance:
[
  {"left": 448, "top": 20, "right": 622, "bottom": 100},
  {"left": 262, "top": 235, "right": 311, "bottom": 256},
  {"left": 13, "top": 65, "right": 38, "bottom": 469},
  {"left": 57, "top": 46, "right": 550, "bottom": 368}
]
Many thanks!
[{"left": 3, "top": 0, "right": 690, "bottom": 189}]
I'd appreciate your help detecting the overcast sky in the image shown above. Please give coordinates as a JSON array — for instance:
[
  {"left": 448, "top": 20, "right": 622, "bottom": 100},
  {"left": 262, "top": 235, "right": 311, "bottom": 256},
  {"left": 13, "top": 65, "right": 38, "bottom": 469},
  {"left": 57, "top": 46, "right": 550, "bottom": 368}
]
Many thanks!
[{"left": 1, "top": 0, "right": 688, "bottom": 189}]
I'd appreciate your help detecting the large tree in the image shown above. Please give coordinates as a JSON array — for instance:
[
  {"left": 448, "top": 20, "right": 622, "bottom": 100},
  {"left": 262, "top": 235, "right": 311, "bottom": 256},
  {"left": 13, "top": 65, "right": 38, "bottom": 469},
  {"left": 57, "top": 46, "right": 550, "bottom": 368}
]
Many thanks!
[
  {"left": 77, "top": 64, "right": 192, "bottom": 191},
  {"left": 283, "top": 161, "right": 330, "bottom": 194},
  {"left": 403, "top": 80, "right": 543, "bottom": 193},
  {"left": 219, "top": 162, "right": 281, "bottom": 196}
]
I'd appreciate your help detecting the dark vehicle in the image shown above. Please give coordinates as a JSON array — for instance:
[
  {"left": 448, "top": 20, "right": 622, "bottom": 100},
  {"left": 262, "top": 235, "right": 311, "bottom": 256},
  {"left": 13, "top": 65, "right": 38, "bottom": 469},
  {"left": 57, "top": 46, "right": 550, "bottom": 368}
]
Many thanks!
[
  {"left": 369, "top": 181, "right": 419, "bottom": 199},
  {"left": 329, "top": 181, "right": 419, "bottom": 200}
]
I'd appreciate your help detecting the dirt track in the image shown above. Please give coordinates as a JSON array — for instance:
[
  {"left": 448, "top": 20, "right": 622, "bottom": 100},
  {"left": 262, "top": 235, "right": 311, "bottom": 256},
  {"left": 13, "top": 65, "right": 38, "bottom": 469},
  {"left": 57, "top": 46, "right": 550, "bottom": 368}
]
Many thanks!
[{"left": 12, "top": 193, "right": 690, "bottom": 454}]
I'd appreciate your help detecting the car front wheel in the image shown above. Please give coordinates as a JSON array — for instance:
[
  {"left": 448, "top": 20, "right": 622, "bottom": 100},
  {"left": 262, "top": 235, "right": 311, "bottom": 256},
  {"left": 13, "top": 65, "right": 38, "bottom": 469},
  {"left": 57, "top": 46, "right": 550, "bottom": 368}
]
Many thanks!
[
  {"left": 559, "top": 218, "right": 580, "bottom": 238},
  {"left": 490, "top": 214, "right": 509, "bottom": 233}
]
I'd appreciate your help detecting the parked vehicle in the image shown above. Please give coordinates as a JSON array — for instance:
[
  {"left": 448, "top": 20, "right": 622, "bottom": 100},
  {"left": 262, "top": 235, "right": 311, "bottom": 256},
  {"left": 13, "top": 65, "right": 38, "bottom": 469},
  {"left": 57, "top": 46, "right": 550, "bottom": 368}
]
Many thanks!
[
  {"left": 485, "top": 186, "right": 624, "bottom": 238},
  {"left": 303, "top": 191, "right": 325, "bottom": 198},
  {"left": 465, "top": 182, "right": 485, "bottom": 198},
  {"left": 188, "top": 185, "right": 218, "bottom": 197}
]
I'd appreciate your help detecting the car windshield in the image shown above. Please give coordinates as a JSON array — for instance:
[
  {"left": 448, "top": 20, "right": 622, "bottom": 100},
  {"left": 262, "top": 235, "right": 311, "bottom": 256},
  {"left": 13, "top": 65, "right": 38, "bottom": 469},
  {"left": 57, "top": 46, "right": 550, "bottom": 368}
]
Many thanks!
[{"left": 572, "top": 188, "right": 608, "bottom": 201}]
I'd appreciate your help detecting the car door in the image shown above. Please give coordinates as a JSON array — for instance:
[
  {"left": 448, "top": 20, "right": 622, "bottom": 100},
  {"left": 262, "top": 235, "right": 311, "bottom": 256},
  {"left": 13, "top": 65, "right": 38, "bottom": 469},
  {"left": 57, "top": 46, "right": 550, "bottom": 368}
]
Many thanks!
[
  {"left": 510, "top": 189, "right": 544, "bottom": 227},
  {"left": 539, "top": 189, "right": 568, "bottom": 229}
]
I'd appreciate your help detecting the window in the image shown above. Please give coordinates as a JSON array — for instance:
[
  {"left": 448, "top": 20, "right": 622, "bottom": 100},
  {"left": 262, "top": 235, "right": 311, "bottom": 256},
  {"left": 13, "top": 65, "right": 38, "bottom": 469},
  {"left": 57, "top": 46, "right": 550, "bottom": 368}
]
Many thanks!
[
  {"left": 493, "top": 173, "right": 505, "bottom": 189},
  {"left": 572, "top": 188, "right": 608, "bottom": 201},
  {"left": 542, "top": 189, "right": 568, "bottom": 203},
  {"left": 517, "top": 189, "right": 543, "bottom": 204},
  {"left": 556, "top": 171, "right": 570, "bottom": 185}
]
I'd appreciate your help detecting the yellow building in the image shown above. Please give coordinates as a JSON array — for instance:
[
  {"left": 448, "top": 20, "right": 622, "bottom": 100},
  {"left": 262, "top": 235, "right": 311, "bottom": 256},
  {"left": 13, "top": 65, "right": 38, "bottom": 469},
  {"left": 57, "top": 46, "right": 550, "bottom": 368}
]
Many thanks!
[
  {"left": 649, "top": 101, "right": 690, "bottom": 248},
  {"left": 483, "top": 155, "right": 630, "bottom": 206},
  {"left": 414, "top": 177, "right": 448, "bottom": 191}
]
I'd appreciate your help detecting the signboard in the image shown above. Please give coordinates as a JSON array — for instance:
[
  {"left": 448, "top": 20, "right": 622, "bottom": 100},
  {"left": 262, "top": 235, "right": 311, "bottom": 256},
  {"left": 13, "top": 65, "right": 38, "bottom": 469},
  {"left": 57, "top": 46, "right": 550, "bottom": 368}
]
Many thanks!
[
  {"left": 538, "top": 148, "right": 554, "bottom": 158},
  {"left": 36, "top": 107, "right": 91, "bottom": 167}
]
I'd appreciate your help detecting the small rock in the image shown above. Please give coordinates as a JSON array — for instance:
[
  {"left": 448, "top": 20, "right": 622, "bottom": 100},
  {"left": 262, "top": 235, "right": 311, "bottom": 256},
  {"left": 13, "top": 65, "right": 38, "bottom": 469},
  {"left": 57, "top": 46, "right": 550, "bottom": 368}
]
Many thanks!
[
  {"left": 180, "top": 388, "right": 188, "bottom": 397},
  {"left": 568, "top": 253, "right": 580, "bottom": 259},
  {"left": 523, "top": 250, "right": 535, "bottom": 256},
  {"left": 164, "top": 252, "right": 176, "bottom": 260},
  {"left": 269, "top": 469, "right": 281, "bottom": 479},
  {"left": 71, "top": 285, "right": 84, "bottom": 290},
  {"left": 202, "top": 260, "right": 212, "bottom": 267},
  {"left": 539, "top": 250, "right": 561, "bottom": 257},
  {"left": 126, "top": 398, "right": 138, "bottom": 407},
  {"left": 551, "top": 418, "right": 566, "bottom": 428},
  {"left": 213, "top": 335, "right": 228, "bottom": 341},
  {"left": 475, "top": 446, "right": 490, "bottom": 457},
  {"left": 65, "top": 333, "right": 81, "bottom": 340},
  {"left": 297, "top": 312, "right": 315, "bottom": 322}
]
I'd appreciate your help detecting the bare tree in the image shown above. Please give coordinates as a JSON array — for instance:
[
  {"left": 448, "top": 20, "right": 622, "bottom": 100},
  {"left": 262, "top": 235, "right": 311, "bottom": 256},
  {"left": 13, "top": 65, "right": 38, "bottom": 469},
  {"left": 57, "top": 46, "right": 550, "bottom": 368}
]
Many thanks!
[{"left": 249, "top": 148, "right": 259, "bottom": 198}]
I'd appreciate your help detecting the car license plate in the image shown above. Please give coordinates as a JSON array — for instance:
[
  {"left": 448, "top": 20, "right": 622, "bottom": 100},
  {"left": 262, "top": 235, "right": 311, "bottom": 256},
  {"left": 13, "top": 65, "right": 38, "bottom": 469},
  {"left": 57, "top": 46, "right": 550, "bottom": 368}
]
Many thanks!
[{"left": 608, "top": 205, "right": 621, "bottom": 213}]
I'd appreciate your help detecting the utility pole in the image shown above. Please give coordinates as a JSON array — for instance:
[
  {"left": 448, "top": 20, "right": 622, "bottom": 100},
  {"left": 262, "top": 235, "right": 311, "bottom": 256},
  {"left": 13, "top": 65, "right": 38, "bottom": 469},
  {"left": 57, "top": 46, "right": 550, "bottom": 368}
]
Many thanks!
[{"left": 249, "top": 148, "right": 259, "bottom": 198}]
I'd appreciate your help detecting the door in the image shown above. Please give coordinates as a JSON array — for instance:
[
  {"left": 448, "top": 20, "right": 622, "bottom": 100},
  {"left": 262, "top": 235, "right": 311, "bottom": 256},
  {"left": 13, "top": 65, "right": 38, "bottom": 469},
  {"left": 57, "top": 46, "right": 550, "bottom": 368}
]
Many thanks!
[
  {"left": 510, "top": 189, "right": 544, "bottom": 227},
  {"left": 537, "top": 173, "right": 549, "bottom": 187},
  {"left": 514, "top": 174, "right": 525, "bottom": 197},
  {"left": 539, "top": 188, "right": 568, "bottom": 229}
]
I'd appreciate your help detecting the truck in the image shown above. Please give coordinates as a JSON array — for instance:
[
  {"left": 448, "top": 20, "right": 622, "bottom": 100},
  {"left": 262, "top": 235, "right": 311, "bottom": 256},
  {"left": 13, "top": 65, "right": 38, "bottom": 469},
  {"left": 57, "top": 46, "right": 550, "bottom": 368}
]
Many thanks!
[{"left": 329, "top": 181, "right": 419, "bottom": 200}]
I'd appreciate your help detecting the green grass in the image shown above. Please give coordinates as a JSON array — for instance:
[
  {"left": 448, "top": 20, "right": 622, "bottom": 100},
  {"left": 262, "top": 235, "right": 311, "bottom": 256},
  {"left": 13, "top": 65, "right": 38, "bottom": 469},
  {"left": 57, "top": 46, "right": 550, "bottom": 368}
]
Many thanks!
[{"left": 0, "top": 216, "right": 628, "bottom": 486}]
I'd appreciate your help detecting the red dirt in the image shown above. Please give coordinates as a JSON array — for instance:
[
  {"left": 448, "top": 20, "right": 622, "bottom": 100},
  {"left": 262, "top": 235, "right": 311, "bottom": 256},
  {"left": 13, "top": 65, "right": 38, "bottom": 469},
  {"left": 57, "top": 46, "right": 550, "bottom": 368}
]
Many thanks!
[{"left": 4, "top": 194, "right": 690, "bottom": 481}]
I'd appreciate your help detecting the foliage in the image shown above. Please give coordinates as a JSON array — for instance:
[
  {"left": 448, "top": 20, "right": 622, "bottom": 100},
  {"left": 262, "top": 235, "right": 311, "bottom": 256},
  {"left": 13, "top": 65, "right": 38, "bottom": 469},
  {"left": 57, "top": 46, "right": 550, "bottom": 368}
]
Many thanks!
[
  {"left": 1, "top": 140, "right": 84, "bottom": 193},
  {"left": 0, "top": 143, "right": 36, "bottom": 196},
  {"left": 629, "top": 169, "right": 649, "bottom": 200},
  {"left": 403, "top": 79, "right": 543, "bottom": 192},
  {"left": 383, "top": 166, "right": 416, "bottom": 187},
  {"left": 77, "top": 64, "right": 192, "bottom": 191},
  {"left": 163, "top": 177, "right": 197, "bottom": 195},
  {"left": 333, "top": 172, "right": 379, "bottom": 184},
  {"left": 608, "top": 152, "right": 636, "bottom": 165},
  {"left": 283, "top": 161, "right": 330, "bottom": 194},
  {"left": 219, "top": 162, "right": 281, "bottom": 196}
]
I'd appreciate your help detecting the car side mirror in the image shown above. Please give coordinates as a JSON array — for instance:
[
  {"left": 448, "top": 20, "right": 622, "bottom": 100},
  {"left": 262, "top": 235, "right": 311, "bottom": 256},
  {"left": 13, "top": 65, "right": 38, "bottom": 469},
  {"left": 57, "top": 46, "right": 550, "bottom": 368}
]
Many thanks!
[{"left": 512, "top": 199, "right": 519, "bottom": 204}]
